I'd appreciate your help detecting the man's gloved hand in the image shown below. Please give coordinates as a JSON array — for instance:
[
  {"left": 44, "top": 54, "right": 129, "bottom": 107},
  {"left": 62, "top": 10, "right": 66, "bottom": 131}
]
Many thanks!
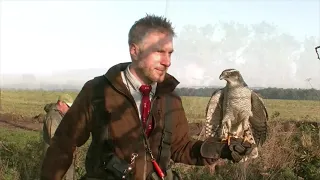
[
  {"left": 222, "top": 137, "right": 255, "bottom": 162},
  {"left": 200, "top": 137, "right": 226, "bottom": 160},
  {"left": 200, "top": 137, "right": 254, "bottom": 163}
]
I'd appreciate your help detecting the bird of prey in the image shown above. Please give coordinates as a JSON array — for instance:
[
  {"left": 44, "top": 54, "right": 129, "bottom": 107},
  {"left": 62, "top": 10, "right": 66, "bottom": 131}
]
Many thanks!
[{"left": 204, "top": 68, "right": 268, "bottom": 161}]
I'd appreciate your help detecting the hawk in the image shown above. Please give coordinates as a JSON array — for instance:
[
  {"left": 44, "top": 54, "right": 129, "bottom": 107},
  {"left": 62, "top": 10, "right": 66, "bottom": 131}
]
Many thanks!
[{"left": 204, "top": 68, "right": 268, "bottom": 161}]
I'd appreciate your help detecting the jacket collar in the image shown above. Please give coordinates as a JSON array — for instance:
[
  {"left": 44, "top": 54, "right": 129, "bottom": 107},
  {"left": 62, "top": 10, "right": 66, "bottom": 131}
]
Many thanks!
[{"left": 104, "top": 62, "right": 180, "bottom": 97}]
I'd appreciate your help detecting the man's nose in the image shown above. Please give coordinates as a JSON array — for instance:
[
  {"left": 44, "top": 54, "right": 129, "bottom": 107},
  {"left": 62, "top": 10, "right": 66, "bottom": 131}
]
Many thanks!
[{"left": 161, "top": 56, "right": 171, "bottom": 67}]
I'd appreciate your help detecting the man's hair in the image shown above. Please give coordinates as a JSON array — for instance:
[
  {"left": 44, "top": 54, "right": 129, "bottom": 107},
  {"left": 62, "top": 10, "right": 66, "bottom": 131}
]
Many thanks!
[{"left": 128, "top": 14, "right": 176, "bottom": 45}]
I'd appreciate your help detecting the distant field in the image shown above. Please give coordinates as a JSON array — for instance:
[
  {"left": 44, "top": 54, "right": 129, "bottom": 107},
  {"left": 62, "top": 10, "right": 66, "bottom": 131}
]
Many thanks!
[
  {"left": 0, "top": 90, "right": 78, "bottom": 118},
  {"left": 1, "top": 90, "right": 320, "bottom": 122}
]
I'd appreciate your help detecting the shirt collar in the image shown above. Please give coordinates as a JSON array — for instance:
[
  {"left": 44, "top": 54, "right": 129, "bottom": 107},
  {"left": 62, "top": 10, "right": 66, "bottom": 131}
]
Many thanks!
[{"left": 124, "top": 64, "right": 157, "bottom": 95}]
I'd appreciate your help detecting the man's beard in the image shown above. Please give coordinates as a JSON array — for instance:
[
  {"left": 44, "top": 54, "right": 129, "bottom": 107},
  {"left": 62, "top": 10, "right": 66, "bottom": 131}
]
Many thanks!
[{"left": 137, "top": 64, "right": 166, "bottom": 84}]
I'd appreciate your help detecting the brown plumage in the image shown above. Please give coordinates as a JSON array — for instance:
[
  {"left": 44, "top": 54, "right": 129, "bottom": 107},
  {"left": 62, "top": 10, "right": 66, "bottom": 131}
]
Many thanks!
[{"left": 204, "top": 69, "right": 269, "bottom": 161}]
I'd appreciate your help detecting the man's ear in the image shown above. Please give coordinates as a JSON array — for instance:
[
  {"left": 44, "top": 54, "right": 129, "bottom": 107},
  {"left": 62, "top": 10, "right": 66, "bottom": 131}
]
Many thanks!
[
  {"left": 129, "top": 43, "right": 139, "bottom": 61},
  {"left": 57, "top": 100, "right": 63, "bottom": 106}
]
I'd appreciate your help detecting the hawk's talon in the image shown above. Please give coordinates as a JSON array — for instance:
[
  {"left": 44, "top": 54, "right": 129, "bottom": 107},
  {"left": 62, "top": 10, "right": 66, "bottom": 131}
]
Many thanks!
[
  {"left": 221, "top": 135, "right": 233, "bottom": 146},
  {"left": 243, "top": 136, "right": 250, "bottom": 143}
]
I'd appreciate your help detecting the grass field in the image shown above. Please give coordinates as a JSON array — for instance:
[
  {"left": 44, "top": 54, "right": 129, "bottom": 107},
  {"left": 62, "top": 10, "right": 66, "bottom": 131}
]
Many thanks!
[
  {"left": 0, "top": 89, "right": 320, "bottom": 180},
  {"left": 1, "top": 89, "right": 320, "bottom": 122}
]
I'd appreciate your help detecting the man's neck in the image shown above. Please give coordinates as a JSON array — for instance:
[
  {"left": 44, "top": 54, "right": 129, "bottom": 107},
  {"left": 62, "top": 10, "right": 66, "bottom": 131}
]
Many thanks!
[{"left": 123, "top": 64, "right": 157, "bottom": 95}]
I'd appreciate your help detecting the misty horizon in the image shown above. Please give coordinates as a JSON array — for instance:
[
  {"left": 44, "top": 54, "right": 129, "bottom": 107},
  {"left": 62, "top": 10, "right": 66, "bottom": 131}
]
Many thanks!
[{"left": 0, "top": 64, "right": 319, "bottom": 90}]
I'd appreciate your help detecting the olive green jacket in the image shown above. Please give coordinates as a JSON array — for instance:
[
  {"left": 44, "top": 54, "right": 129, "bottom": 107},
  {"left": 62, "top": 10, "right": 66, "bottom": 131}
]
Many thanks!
[
  {"left": 42, "top": 103, "right": 64, "bottom": 149},
  {"left": 41, "top": 103, "right": 75, "bottom": 180}
]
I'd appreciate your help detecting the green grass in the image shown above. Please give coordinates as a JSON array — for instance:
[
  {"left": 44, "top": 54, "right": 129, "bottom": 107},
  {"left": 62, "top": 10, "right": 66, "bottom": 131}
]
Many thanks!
[
  {"left": 0, "top": 127, "right": 90, "bottom": 180},
  {"left": 1, "top": 90, "right": 320, "bottom": 122},
  {"left": 0, "top": 128, "right": 43, "bottom": 180}
]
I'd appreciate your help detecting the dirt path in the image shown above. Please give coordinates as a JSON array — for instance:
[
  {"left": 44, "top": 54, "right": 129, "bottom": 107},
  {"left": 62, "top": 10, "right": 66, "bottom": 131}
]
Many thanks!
[
  {"left": 0, "top": 119, "right": 42, "bottom": 131},
  {"left": 0, "top": 112, "right": 205, "bottom": 137},
  {"left": 0, "top": 113, "right": 43, "bottom": 131}
]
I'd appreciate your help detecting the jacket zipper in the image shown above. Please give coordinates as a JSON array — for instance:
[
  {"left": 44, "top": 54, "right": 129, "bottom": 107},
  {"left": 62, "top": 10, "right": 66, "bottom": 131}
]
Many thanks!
[{"left": 109, "top": 82, "right": 158, "bottom": 179}]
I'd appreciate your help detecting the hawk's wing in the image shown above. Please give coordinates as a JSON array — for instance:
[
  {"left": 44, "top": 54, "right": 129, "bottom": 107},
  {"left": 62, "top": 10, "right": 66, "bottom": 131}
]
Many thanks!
[
  {"left": 204, "top": 88, "right": 224, "bottom": 138},
  {"left": 250, "top": 91, "right": 269, "bottom": 146}
]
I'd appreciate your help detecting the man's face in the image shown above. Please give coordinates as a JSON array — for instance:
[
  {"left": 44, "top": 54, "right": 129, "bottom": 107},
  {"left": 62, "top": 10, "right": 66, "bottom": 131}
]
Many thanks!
[
  {"left": 57, "top": 101, "right": 70, "bottom": 114},
  {"left": 131, "top": 31, "right": 174, "bottom": 83}
]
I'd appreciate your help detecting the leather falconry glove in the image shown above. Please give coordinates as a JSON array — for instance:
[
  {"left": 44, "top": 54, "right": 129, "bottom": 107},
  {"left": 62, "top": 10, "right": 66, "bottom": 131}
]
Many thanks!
[
  {"left": 225, "top": 137, "right": 255, "bottom": 162},
  {"left": 200, "top": 137, "right": 254, "bottom": 163}
]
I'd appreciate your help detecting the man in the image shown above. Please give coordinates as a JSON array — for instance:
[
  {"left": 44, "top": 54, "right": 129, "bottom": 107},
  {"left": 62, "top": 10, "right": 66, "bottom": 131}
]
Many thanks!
[
  {"left": 41, "top": 14, "right": 253, "bottom": 180},
  {"left": 42, "top": 93, "right": 75, "bottom": 180}
]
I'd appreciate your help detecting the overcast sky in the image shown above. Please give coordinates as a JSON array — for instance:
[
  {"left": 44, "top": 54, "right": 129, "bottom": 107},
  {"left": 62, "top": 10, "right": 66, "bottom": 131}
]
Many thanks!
[{"left": 1, "top": 0, "right": 320, "bottom": 89}]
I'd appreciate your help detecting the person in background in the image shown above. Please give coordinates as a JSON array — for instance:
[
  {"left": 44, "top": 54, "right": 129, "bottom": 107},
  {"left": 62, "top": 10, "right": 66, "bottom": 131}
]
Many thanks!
[{"left": 41, "top": 93, "right": 75, "bottom": 180}]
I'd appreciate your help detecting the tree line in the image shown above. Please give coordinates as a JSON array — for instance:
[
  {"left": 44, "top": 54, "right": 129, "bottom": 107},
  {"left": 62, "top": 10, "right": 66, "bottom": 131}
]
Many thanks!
[
  {"left": 2, "top": 86, "right": 320, "bottom": 100},
  {"left": 175, "top": 87, "right": 320, "bottom": 100}
]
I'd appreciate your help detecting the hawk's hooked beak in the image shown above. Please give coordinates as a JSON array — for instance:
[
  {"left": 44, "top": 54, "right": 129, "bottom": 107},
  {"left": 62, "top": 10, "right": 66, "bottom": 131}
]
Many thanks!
[{"left": 219, "top": 74, "right": 226, "bottom": 80}]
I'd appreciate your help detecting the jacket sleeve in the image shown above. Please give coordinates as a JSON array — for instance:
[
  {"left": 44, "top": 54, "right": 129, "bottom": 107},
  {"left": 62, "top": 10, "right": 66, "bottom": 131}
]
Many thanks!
[
  {"left": 40, "top": 80, "right": 95, "bottom": 180},
  {"left": 169, "top": 94, "right": 217, "bottom": 166}
]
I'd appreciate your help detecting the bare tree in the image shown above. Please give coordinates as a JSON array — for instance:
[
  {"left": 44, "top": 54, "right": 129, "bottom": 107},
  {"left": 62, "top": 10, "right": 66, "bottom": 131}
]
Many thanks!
[
  {"left": 315, "top": 45, "right": 320, "bottom": 60},
  {"left": 305, "top": 78, "right": 314, "bottom": 89}
]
